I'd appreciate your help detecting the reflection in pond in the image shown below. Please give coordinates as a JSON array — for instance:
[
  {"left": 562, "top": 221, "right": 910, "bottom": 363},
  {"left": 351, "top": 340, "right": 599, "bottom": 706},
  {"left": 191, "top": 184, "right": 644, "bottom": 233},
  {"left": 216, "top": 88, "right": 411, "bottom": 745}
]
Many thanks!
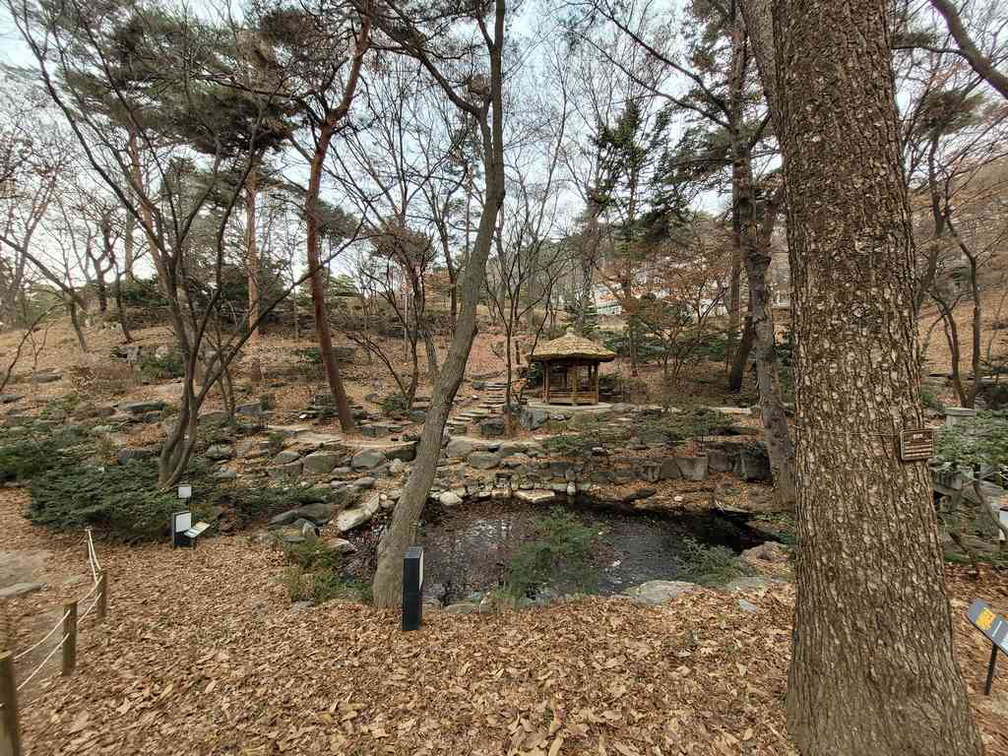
[{"left": 416, "top": 498, "right": 777, "bottom": 602}]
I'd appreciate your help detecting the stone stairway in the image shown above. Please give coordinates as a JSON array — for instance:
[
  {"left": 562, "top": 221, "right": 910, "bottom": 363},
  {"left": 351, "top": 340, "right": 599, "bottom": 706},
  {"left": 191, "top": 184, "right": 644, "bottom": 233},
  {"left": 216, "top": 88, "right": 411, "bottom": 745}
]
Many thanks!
[{"left": 446, "top": 380, "right": 509, "bottom": 436}]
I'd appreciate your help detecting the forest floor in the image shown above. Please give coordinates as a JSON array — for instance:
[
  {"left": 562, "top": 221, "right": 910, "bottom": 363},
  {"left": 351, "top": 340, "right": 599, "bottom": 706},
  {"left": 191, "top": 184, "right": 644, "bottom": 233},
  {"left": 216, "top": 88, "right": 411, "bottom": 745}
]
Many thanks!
[{"left": 3, "top": 488, "right": 1008, "bottom": 756}]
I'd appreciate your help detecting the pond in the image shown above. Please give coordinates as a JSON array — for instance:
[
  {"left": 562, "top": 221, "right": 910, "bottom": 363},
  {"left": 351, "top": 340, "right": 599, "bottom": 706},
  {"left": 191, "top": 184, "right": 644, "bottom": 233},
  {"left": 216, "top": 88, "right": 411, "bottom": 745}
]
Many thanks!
[{"left": 416, "top": 497, "right": 780, "bottom": 603}]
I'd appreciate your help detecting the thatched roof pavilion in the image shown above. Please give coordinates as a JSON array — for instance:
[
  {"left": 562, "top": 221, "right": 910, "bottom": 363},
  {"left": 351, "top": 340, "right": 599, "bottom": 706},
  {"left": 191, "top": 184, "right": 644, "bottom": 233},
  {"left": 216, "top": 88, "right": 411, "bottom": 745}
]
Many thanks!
[{"left": 528, "top": 330, "right": 615, "bottom": 405}]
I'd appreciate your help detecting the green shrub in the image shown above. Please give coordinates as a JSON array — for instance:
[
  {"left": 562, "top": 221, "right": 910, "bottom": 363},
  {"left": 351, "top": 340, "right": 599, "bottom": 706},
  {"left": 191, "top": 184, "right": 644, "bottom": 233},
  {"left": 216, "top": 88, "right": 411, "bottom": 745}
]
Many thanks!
[
  {"left": 295, "top": 346, "right": 323, "bottom": 365},
  {"left": 645, "top": 407, "right": 737, "bottom": 443},
  {"left": 27, "top": 457, "right": 183, "bottom": 540},
  {"left": 284, "top": 540, "right": 343, "bottom": 573},
  {"left": 266, "top": 431, "right": 286, "bottom": 455},
  {"left": 382, "top": 393, "right": 408, "bottom": 418},
  {"left": 921, "top": 387, "right": 945, "bottom": 414},
  {"left": 137, "top": 350, "right": 184, "bottom": 381},
  {"left": 673, "top": 538, "right": 753, "bottom": 587},
  {"left": 310, "top": 570, "right": 371, "bottom": 604},
  {"left": 281, "top": 541, "right": 370, "bottom": 604},
  {"left": 0, "top": 439, "right": 67, "bottom": 483},
  {"left": 206, "top": 484, "right": 341, "bottom": 529},
  {"left": 119, "top": 277, "right": 171, "bottom": 308},
  {"left": 542, "top": 434, "right": 587, "bottom": 457},
  {"left": 281, "top": 565, "right": 310, "bottom": 601},
  {"left": 504, "top": 508, "right": 598, "bottom": 598}
]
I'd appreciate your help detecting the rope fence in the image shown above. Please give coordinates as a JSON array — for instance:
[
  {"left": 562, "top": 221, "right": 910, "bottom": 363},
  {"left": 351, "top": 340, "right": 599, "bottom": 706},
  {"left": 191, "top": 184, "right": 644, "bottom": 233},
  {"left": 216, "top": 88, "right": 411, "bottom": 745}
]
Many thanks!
[{"left": 1, "top": 529, "right": 110, "bottom": 756}]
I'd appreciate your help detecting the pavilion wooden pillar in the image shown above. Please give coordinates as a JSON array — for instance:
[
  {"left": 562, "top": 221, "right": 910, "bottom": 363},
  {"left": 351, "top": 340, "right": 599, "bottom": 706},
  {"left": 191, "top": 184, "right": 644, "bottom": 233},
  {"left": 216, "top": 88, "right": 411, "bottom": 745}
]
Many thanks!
[
  {"left": 544, "top": 359, "right": 550, "bottom": 403},
  {"left": 594, "top": 363, "right": 600, "bottom": 403}
]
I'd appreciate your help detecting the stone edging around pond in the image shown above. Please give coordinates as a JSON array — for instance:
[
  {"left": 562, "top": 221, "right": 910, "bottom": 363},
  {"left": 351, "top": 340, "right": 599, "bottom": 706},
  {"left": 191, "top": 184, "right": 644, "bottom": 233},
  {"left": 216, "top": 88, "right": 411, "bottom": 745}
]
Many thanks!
[{"left": 257, "top": 433, "right": 777, "bottom": 544}]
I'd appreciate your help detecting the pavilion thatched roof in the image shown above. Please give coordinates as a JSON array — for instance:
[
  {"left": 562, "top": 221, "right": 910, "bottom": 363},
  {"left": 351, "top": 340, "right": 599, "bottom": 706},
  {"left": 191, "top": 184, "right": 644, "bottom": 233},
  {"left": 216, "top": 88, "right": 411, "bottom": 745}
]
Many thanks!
[{"left": 528, "top": 330, "right": 616, "bottom": 362}]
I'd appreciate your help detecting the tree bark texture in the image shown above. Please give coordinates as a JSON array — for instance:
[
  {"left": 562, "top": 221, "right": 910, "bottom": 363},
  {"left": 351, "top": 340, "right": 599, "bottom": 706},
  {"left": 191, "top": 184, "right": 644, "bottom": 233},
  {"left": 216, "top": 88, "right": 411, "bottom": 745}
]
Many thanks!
[{"left": 773, "top": 0, "right": 983, "bottom": 753}]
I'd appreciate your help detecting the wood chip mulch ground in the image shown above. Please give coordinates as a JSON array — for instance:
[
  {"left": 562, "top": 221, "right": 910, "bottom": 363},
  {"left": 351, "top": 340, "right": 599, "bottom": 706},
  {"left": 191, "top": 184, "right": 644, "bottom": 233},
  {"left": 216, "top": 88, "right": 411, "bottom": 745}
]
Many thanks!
[{"left": 2, "top": 488, "right": 1007, "bottom": 755}]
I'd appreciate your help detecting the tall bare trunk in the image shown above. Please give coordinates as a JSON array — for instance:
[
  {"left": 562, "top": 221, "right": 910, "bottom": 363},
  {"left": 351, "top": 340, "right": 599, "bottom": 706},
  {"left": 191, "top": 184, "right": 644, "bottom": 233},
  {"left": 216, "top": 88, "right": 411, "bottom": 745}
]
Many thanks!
[
  {"left": 371, "top": 0, "right": 506, "bottom": 608},
  {"left": 727, "top": 309, "right": 754, "bottom": 390},
  {"left": 306, "top": 122, "right": 354, "bottom": 431},
  {"left": 773, "top": 0, "right": 982, "bottom": 751}
]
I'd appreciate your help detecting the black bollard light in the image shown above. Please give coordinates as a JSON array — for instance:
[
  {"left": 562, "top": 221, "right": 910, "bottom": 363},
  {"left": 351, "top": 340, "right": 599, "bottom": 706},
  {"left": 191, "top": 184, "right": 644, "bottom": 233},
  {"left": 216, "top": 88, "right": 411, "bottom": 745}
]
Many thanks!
[{"left": 402, "top": 545, "right": 424, "bottom": 631}]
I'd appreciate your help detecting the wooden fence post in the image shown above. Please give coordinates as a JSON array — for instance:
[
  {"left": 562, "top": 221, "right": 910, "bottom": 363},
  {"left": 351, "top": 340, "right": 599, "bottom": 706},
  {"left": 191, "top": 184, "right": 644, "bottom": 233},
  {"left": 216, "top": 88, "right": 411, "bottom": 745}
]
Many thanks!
[
  {"left": 61, "top": 601, "right": 76, "bottom": 677},
  {"left": 96, "top": 573, "right": 108, "bottom": 623},
  {"left": 0, "top": 651, "right": 22, "bottom": 756}
]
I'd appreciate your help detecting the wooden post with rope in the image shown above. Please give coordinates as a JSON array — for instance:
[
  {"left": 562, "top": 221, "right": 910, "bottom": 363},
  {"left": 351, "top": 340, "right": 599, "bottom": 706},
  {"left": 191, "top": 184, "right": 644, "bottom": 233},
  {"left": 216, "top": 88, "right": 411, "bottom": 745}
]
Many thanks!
[
  {"left": 61, "top": 602, "right": 76, "bottom": 677},
  {"left": 0, "top": 651, "right": 22, "bottom": 756},
  {"left": 96, "top": 573, "right": 108, "bottom": 623}
]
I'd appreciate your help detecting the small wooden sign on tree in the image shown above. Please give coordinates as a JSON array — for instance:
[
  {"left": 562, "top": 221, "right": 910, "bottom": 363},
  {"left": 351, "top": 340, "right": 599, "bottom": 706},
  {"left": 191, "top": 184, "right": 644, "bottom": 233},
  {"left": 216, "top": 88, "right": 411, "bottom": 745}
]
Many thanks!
[{"left": 899, "top": 428, "right": 934, "bottom": 462}]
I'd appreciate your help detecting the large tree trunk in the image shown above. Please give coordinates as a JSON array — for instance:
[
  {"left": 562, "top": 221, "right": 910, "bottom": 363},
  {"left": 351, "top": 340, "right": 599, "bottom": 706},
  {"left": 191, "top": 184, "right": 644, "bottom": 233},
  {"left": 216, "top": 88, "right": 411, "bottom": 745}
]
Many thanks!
[
  {"left": 728, "top": 8, "right": 795, "bottom": 507},
  {"left": 741, "top": 187, "right": 795, "bottom": 509},
  {"left": 306, "top": 123, "right": 355, "bottom": 431},
  {"left": 371, "top": 0, "right": 506, "bottom": 608},
  {"left": 773, "top": 0, "right": 982, "bottom": 752}
]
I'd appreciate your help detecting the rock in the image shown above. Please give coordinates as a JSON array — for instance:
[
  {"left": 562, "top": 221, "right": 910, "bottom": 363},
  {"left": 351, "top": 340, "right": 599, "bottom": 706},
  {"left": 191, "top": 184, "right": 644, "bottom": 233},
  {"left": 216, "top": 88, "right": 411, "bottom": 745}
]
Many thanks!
[
  {"left": 290, "top": 600, "right": 313, "bottom": 613},
  {"left": 361, "top": 423, "right": 392, "bottom": 438},
  {"left": 325, "top": 537, "right": 357, "bottom": 555},
  {"left": 0, "top": 394, "right": 23, "bottom": 404},
  {"left": 675, "top": 455, "right": 708, "bottom": 481},
  {"left": 0, "top": 582, "right": 44, "bottom": 599},
  {"left": 120, "top": 400, "right": 167, "bottom": 414},
  {"left": 497, "top": 442, "right": 526, "bottom": 457},
  {"left": 467, "top": 451, "right": 502, "bottom": 470},
  {"left": 739, "top": 444, "right": 771, "bottom": 482},
  {"left": 446, "top": 437, "right": 474, "bottom": 459},
  {"left": 388, "top": 458, "right": 406, "bottom": 475},
  {"left": 236, "top": 402, "right": 262, "bottom": 417},
  {"left": 352, "top": 477, "right": 375, "bottom": 490},
  {"left": 501, "top": 453, "right": 529, "bottom": 469},
  {"left": 112, "top": 344, "right": 142, "bottom": 362},
  {"left": 519, "top": 406, "right": 549, "bottom": 430},
  {"left": 336, "top": 493, "right": 382, "bottom": 532},
  {"left": 471, "top": 380, "right": 487, "bottom": 390},
  {"left": 438, "top": 491, "right": 463, "bottom": 506},
  {"left": 33, "top": 369, "right": 61, "bottom": 383},
  {"left": 738, "top": 599, "right": 758, "bottom": 613},
  {"left": 479, "top": 417, "right": 505, "bottom": 438},
  {"left": 409, "top": 409, "right": 427, "bottom": 423},
  {"left": 235, "top": 439, "right": 257, "bottom": 457},
  {"left": 297, "top": 519, "right": 320, "bottom": 541},
  {"left": 443, "top": 602, "right": 482, "bottom": 615},
  {"left": 295, "top": 502, "right": 336, "bottom": 525},
  {"left": 514, "top": 489, "right": 555, "bottom": 504},
  {"left": 741, "top": 541, "right": 789, "bottom": 565},
  {"left": 385, "top": 442, "right": 416, "bottom": 462},
  {"left": 723, "top": 576, "right": 777, "bottom": 592},
  {"left": 214, "top": 468, "right": 237, "bottom": 481},
  {"left": 302, "top": 451, "right": 340, "bottom": 475},
  {"left": 274, "top": 450, "right": 301, "bottom": 464},
  {"left": 269, "top": 461, "right": 303, "bottom": 478},
  {"left": 623, "top": 580, "right": 700, "bottom": 605},
  {"left": 351, "top": 448, "right": 387, "bottom": 470},
  {"left": 659, "top": 457, "right": 682, "bottom": 480},
  {"left": 206, "top": 444, "right": 234, "bottom": 461},
  {"left": 423, "top": 582, "right": 447, "bottom": 603},
  {"left": 116, "top": 447, "right": 155, "bottom": 464}
]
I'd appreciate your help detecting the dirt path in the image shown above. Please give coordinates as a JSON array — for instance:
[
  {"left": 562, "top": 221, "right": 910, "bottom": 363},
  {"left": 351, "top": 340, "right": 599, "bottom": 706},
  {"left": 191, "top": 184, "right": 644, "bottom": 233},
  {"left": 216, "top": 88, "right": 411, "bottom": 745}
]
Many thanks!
[{"left": 1, "top": 489, "right": 1006, "bottom": 755}]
